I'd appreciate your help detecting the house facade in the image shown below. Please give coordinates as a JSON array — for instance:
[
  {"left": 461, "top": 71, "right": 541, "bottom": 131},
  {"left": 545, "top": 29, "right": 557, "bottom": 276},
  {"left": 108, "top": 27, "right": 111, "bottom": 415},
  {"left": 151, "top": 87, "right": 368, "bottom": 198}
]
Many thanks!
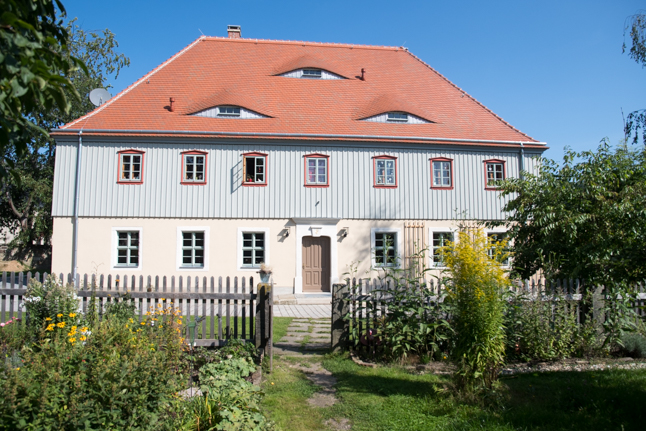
[{"left": 51, "top": 27, "right": 546, "bottom": 294}]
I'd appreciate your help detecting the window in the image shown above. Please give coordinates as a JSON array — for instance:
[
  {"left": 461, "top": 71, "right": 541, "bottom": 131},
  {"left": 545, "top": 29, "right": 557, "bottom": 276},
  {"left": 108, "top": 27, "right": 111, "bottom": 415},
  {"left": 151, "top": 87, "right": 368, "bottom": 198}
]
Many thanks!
[
  {"left": 374, "top": 232, "right": 398, "bottom": 267},
  {"left": 488, "top": 232, "right": 510, "bottom": 266},
  {"left": 304, "top": 154, "right": 329, "bottom": 187},
  {"left": 431, "top": 158, "right": 453, "bottom": 189},
  {"left": 181, "top": 231, "right": 205, "bottom": 268},
  {"left": 387, "top": 112, "right": 409, "bottom": 122},
  {"left": 242, "top": 232, "right": 265, "bottom": 267},
  {"left": 302, "top": 69, "right": 322, "bottom": 78},
  {"left": 373, "top": 156, "right": 397, "bottom": 187},
  {"left": 484, "top": 159, "right": 506, "bottom": 189},
  {"left": 118, "top": 150, "right": 144, "bottom": 184},
  {"left": 181, "top": 151, "right": 207, "bottom": 184},
  {"left": 431, "top": 231, "right": 453, "bottom": 267},
  {"left": 242, "top": 152, "right": 267, "bottom": 186},
  {"left": 217, "top": 106, "right": 241, "bottom": 117},
  {"left": 116, "top": 231, "right": 139, "bottom": 268}
]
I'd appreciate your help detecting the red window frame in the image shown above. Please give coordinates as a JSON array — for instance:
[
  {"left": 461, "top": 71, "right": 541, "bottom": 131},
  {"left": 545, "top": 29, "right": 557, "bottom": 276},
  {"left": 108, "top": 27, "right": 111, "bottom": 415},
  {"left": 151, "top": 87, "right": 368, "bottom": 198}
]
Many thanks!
[
  {"left": 117, "top": 149, "right": 145, "bottom": 185},
  {"left": 181, "top": 150, "right": 208, "bottom": 185},
  {"left": 303, "top": 153, "right": 330, "bottom": 188},
  {"left": 373, "top": 155, "right": 398, "bottom": 188},
  {"left": 430, "top": 157, "right": 454, "bottom": 190},
  {"left": 484, "top": 159, "right": 506, "bottom": 190},
  {"left": 242, "top": 152, "right": 268, "bottom": 187}
]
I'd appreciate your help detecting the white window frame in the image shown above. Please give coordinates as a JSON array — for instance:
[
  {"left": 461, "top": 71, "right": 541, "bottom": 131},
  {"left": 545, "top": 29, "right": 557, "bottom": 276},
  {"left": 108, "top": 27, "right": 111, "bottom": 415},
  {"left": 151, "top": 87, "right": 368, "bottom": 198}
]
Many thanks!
[
  {"left": 432, "top": 160, "right": 452, "bottom": 188},
  {"left": 375, "top": 158, "right": 396, "bottom": 186},
  {"left": 302, "top": 69, "right": 322, "bottom": 78},
  {"left": 111, "top": 227, "right": 143, "bottom": 271},
  {"left": 428, "top": 228, "right": 456, "bottom": 268},
  {"left": 182, "top": 153, "right": 206, "bottom": 183},
  {"left": 387, "top": 112, "right": 409, "bottom": 123},
  {"left": 237, "top": 227, "right": 270, "bottom": 271},
  {"left": 486, "top": 229, "right": 510, "bottom": 267},
  {"left": 119, "top": 153, "right": 143, "bottom": 182},
  {"left": 176, "top": 226, "right": 210, "bottom": 271},
  {"left": 243, "top": 154, "right": 267, "bottom": 185},
  {"left": 370, "top": 228, "right": 402, "bottom": 268},
  {"left": 217, "top": 106, "right": 241, "bottom": 117},
  {"left": 305, "top": 156, "right": 328, "bottom": 186}
]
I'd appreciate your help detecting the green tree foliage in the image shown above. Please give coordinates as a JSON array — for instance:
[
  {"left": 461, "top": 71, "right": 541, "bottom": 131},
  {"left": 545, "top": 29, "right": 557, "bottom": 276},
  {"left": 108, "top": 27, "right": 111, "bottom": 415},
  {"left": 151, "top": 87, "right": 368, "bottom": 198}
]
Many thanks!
[
  {"left": 0, "top": 0, "right": 84, "bottom": 177},
  {"left": 494, "top": 142, "right": 646, "bottom": 345},
  {"left": 0, "top": 19, "right": 129, "bottom": 250},
  {"left": 623, "top": 12, "right": 646, "bottom": 144}
]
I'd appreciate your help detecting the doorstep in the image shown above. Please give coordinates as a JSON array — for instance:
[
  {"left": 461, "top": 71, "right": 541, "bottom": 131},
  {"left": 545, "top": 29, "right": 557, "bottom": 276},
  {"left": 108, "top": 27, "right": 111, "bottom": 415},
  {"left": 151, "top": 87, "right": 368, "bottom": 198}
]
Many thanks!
[{"left": 274, "top": 293, "right": 332, "bottom": 305}]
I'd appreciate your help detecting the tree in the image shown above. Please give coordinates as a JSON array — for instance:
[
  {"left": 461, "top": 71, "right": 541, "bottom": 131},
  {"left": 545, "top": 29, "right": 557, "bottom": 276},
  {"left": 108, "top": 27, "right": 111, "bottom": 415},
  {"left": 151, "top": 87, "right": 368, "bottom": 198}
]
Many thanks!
[
  {"left": 492, "top": 142, "right": 646, "bottom": 345},
  {"left": 623, "top": 12, "right": 646, "bottom": 144},
  {"left": 0, "top": 19, "right": 129, "bottom": 252},
  {"left": 0, "top": 0, "right": 85, "bottom": 178}
]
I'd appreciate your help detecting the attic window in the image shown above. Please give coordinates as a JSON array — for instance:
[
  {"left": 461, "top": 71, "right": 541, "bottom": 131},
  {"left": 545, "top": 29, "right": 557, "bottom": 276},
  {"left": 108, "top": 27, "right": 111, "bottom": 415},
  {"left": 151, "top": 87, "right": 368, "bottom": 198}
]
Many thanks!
[
  {"left": 302, "top": 69, "right": 322, "bottom": 79},
  {"left": 387, "top": 112, "right": 409, "bottom": 123},
  {"left": 218, "top": 106, "right": 241, "bottom": 117}
]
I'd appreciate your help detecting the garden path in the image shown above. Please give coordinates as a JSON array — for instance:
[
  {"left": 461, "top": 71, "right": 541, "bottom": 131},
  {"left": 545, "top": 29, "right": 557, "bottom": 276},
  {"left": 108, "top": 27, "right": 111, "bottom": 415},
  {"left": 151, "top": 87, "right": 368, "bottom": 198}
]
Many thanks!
[{"left": 274, "top": 318, "right": 330, "bottom": 356}]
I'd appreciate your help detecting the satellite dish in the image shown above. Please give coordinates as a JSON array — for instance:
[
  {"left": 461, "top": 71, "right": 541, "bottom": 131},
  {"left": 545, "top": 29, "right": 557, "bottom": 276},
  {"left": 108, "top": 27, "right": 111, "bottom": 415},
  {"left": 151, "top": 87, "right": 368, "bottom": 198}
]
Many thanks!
[{"left": 89, "top": 88, "right": 111, "bottom": 106}]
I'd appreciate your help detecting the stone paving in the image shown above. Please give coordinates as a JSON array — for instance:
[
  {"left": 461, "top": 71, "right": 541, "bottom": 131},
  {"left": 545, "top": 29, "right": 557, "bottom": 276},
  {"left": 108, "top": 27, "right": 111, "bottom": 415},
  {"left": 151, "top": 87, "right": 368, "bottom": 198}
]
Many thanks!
[
  {"left": 273, "top": 317, "right": 331, "bottom": 356},
  {"left": 273, "top": 304, "right": 330, "bottom": 318}
]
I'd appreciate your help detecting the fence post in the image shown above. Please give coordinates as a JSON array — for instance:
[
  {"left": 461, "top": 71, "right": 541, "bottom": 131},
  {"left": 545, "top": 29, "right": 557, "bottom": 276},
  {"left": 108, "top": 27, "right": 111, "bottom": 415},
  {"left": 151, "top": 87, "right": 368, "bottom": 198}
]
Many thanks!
[
  {"left": 255, "top": 283, "right": 272, "bottom": 355},
  {"left": 331, "top": 282, "right": 349, "bottom": 352}
]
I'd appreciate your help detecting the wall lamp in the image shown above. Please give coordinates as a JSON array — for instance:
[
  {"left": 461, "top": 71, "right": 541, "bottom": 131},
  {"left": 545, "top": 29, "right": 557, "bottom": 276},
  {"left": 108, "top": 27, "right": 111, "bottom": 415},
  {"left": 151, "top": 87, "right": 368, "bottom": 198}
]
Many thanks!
[{"left": 340, "top": 227, "right": 349, "bottom": 238}]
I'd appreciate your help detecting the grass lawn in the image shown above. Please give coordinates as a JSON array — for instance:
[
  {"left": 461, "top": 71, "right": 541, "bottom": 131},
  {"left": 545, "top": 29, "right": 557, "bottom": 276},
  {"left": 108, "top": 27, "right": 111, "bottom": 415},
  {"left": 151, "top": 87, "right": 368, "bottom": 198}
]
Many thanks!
[
  {"left": 262, "top": 354, "right": 646, "bottom": 431},
  {"left": 181, "top": 316, "right": 293, "bottom": 341}
]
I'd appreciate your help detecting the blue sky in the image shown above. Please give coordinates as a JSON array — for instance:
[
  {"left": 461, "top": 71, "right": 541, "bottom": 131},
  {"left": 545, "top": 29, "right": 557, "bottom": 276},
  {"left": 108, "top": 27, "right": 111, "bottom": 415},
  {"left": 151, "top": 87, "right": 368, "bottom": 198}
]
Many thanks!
[{"left": 63, "top": 0, "right": 645, "bottom": 161}]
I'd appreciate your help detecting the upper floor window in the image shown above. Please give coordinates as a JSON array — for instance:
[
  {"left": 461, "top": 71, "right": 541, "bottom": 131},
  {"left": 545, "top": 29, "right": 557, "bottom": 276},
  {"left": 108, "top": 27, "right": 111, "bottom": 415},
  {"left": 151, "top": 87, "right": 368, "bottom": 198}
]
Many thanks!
[
  {"left": 387, "top": 112, "right": 409, "bottom": 122},
  {"left": 302, "top": 69, "right": 322, "bottom": 79},
  {"left": 118, "top": 150, "right": 144, "bottom": 184},
  {"left": 431, "top": 157, "right": 453, "bottom": 189},
  {"left": 243, "top": 152, "right": 267, "bottom": 186},
  {"left": 182, "top": 151, "right": 207, "bottom": 185},
  {"left": 218, "top": 106, "right": 241, "bottom": 117},
  {"left": 484, "top": 159, "right": 506, "bottom": 189},
  {"left": 304, "top": 154, "right": 329, "bottom": 187},
  {"left": 373, "top": 156, "right": 397, "bottom": 188}
]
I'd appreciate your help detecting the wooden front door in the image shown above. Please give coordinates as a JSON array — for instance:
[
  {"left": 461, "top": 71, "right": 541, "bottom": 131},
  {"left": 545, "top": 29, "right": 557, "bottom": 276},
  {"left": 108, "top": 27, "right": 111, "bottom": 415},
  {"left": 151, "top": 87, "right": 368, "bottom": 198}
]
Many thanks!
[{"left": 302, "top": 236, "right": 331, "bottom": 292}]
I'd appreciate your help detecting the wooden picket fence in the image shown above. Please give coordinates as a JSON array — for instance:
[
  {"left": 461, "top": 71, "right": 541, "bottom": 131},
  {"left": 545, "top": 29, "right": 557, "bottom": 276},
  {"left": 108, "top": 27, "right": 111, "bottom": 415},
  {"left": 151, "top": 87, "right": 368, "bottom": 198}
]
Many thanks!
[
  {"left": 331, "top": 277, "right": 646, "bottom": 352},
  {"left": 0, "top": 272, "right": 273, "bottom": 352}
]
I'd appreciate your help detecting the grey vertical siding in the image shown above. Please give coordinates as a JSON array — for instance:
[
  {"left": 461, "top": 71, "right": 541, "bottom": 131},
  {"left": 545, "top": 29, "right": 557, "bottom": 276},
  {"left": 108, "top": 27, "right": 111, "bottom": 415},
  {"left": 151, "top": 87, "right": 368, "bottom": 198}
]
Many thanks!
[{"left": 52, "top": 139, "right": 543, "bottom": 220}]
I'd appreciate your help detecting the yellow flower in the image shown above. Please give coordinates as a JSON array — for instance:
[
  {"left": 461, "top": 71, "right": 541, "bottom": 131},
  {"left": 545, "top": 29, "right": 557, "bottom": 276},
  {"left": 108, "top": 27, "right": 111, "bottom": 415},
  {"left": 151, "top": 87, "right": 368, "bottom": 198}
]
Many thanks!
[
  {"left": 45, "top": 317, "right": 52, "bottom": 321},
  {"left": 46, "top": 324, "right": 55, "bottom": 331},
  {"left": 68, "top": 337, "right": 76, "bottom": 343},
  {"left": 15, "top": 368, "right": 20, "bottom": 371},
  {"left": 161, "top": 298, "right": 166, "bottom": 301},
  {"left": 80, "top": 327, "right": 88, "bottom": 333},
  {"left": 56, "top": 313, "right": 63, "bottom": 318},
  {"left": 69, "top": 312, "right": 77, "bottom": 318},
  {"left": 57, "top": 322, "right": 66, "bottom": 328},
  {"left": 140, "top": 322, "right": 145, "bottom": 325},
  {"left": 79, "top": 335, "right": 87, "bottom": 341}
]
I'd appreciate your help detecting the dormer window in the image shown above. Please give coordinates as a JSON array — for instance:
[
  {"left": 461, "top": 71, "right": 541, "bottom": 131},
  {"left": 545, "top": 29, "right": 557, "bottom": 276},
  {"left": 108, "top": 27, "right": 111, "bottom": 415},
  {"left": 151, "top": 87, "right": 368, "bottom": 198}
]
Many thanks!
[
  {"left": 217, "top": 106, "right": 241, "bottom": 117},
  {"left": 302, "top": 69, "right": 322, "bottom": 79},
  {"left": 387, "top": 112, "right": 409, "bottom": 123}
]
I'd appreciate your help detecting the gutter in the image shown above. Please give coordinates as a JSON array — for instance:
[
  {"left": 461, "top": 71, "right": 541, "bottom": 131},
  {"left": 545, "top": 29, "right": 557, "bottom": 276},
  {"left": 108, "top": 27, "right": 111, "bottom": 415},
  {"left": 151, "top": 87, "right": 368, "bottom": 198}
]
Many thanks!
[
  {"left": 72, "top": 131, "right": 82, "bottom": 282},
  {"left": 52, "top": 128, "right": 547, "bottom": 148}
]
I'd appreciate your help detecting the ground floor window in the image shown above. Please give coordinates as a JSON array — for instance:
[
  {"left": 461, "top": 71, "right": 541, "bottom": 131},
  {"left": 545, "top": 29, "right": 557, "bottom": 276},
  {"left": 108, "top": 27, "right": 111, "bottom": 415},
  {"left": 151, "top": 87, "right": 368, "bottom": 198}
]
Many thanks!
[
  {"left": 181, "top": 231, "right": 205, "bottom": 268},
  {"left": 116, "top": 231, "right": 139, "bottom": 267},
  {"left": 242, "top": 232, "right": 265, "bottom": 267},
  {"left": 374, "top": 232, "right": 397, "bottom": 267},
  {"left": 487, "top": 231, "right": 509, "bottom": 266},
  {"left": 431, "top": 231, "right": 454, "bottom": 267}
]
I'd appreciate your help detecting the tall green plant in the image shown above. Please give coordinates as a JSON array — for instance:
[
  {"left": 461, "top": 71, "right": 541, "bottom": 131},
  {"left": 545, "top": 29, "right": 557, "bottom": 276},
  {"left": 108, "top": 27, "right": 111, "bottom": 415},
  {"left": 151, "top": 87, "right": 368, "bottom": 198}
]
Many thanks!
[{"left": 441, "top": 228, "right": 509, "bottom": 391}]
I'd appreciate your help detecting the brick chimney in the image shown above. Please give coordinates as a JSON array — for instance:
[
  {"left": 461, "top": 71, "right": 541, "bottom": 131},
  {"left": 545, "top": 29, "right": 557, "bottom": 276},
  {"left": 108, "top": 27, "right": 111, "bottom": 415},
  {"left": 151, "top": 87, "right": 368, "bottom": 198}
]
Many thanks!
[{"left": 227, "top": 25, "right": 241, "bottom": 39}]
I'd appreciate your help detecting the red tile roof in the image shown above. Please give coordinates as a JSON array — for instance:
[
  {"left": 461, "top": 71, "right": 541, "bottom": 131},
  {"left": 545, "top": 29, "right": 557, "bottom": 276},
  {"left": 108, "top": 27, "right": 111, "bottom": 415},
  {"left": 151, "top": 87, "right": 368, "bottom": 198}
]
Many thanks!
[{"left": 54, "top": 36, "right": 543, "bottom": 148}]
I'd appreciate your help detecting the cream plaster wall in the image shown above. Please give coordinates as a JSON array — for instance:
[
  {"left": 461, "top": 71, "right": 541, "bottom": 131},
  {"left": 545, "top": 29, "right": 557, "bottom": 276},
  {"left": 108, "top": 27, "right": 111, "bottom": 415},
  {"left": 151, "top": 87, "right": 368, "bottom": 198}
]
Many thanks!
[{"left": 53, "top": 217, "right": 488, "bottom": 293}]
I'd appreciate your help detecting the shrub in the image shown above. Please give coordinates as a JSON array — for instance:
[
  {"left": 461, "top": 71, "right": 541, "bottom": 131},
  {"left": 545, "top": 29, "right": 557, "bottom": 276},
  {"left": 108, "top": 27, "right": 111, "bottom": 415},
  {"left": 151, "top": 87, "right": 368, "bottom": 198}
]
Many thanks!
[
  {"left": 505, "top": 291, "right": 579, "bottom": 361},
  {"left": 441, "top": 227, "right": 509, "bottom": 391},
  {"left": 0, "top": 317, "right": 26, "bottom": 369},
  {"left": 22, "top": 275, "right": 78, "bottom": 335},
  {"left": 0, "top": 305, "right": 186, "bottom": 430},
  {"left": 620, "top": 332, "right": 646, "bottom": 358}
]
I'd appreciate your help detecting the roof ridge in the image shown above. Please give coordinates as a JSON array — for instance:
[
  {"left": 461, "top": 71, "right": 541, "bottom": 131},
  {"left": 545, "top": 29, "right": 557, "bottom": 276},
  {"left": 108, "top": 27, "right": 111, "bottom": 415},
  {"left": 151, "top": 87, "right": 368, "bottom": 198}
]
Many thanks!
[
  {"left": 202, "top": 36, "right": 403, "bottom": 51},
  {"left": 62, "top": 36, "right": 207, "bottom": 130},
  {"left": 402, "top": 50, "right": 537, "bottom": 142}
]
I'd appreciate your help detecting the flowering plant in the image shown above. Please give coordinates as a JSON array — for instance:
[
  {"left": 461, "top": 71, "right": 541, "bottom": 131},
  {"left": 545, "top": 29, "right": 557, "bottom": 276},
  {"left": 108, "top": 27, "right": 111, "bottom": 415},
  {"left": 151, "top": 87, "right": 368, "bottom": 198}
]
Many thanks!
[{"left": 23, "top": 275, "right": 79, "bottom": 333}]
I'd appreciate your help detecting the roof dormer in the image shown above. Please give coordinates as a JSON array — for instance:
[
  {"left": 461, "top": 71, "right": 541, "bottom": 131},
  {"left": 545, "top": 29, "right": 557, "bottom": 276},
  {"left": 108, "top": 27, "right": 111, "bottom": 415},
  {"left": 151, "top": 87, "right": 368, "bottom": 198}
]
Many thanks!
[
  {"left": 362, "top": 111, "right": 431, "bottom": 124},
  {"left": 192, "top": 105, "right": 268, "bottom": 119},
  {"left": 277, "top": 68, "right": 345, "bottom": 80}
]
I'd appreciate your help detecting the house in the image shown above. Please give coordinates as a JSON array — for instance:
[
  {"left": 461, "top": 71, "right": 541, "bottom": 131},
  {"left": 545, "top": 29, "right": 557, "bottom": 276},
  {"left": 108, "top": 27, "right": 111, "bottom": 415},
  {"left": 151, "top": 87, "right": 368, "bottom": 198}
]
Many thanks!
[{"left": 50, "top": 25, "right": 546, "bottom": 295}]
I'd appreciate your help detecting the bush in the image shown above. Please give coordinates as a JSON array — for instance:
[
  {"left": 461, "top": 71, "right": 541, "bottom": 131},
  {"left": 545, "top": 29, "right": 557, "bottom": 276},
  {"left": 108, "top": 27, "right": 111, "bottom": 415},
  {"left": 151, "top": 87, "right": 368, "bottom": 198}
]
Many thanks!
[
  {"left": 0, "top": 317, "right": 26, "bottom": 369},
  {"left": 441, "top": 227, "right": 509, "bottom": 391},
  {"left": 505, "top": 291, "right": 579, "bottom": 361},
  {"left": 620, "top": 332, "right": 646, "bottom": 358},
  {"left": 22, "top": 275, "right": 78, "bottom": 335},
  {"left": 0, "top": 305, "right": 186, "bottom": 430}
]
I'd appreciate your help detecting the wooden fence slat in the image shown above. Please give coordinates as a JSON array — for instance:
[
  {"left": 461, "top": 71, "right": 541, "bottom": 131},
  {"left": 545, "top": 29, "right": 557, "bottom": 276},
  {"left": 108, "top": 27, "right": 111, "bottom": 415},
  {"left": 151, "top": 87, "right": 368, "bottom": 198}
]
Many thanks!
[
  {"left": 218, "top": 277, "right": 223, "bottom": 341},
  {"left": 202, "top": 277, "right": 207, "bottom": 339},
  {"left": 226, "top": 277, "right": 231, "bottom": 339},
  {"left": 242, "top": 277, "right": 247, "bottom": 339},
  {"left": 234, "top": 277, "right": 239, "bottom": 339},
  {"left": 210, "top": 277, "right": 215, "bottom": 339},
  {"left": 249, "top": 277, "right": 254, "bottom": 341}
]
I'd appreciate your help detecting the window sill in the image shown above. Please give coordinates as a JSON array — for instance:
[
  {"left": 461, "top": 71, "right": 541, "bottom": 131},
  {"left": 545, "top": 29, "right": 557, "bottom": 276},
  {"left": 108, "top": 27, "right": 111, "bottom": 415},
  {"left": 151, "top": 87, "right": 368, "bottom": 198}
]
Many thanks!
[
  {"left": 431, "top": 186, "right": 454, "bottom": 190},
  {"left": 374, "top": 185, "right": 397, "bottom": 189},
  {"left": 242, "top": 182, "right": 267, "bottom": 187},
  {"left": 181, "top": 181, "right": 207, "bottom": 186},
  {"left": 304, "top": 184, "right": 329, "bottom": 188},
  {"left": 117, "top": 180, "right": 143, "bottom": 185}
]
